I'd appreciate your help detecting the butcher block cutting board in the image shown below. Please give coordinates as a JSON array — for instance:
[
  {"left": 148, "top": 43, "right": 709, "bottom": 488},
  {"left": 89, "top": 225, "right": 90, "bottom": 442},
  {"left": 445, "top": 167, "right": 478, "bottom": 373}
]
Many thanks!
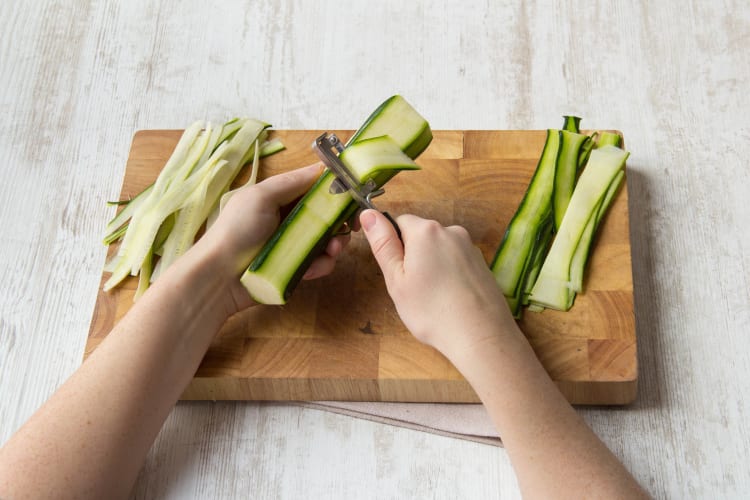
[{"left": 86, "top": 129, "right": 637, "bottom": 404}]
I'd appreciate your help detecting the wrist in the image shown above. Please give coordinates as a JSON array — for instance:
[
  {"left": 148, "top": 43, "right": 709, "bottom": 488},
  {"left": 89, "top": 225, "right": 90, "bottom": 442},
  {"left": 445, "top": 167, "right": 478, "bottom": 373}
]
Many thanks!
[
  {"left": 159, "top": 238, "right": 247, "bottom": 324},
  {"left": 436, "top": 318, "right": 530, "bottom": 373}
]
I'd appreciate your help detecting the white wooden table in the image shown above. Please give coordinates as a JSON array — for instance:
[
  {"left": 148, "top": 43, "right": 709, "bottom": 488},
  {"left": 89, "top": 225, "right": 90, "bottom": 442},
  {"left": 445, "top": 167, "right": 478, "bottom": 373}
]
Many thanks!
[{"left": 1, "top": 1, "right": 748, "bottom": 498}]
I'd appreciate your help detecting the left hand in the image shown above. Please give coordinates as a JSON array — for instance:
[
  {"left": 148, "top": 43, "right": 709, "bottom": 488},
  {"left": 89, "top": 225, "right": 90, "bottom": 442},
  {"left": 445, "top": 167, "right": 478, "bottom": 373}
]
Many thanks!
[{"left": 194, "top": 163, "right": 350, "bottom": 312}]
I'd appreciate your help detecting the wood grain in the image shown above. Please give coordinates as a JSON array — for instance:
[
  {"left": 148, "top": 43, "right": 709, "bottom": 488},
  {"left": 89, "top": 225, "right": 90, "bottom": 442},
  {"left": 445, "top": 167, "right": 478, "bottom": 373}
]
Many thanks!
[{"left": 85, "top": 129, "right": 636, "bottom": 404}]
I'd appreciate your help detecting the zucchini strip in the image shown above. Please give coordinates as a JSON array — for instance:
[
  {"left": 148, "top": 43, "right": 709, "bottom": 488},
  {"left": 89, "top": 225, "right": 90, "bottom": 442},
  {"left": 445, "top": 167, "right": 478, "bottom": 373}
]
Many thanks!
[
  {"left": 520, "top": 217, "right": 554, "bottom": 307},
  {"left": 597, "top": 131, "right": 622, "bottom": 148},
  {"left": 553, "top": 130, "right": 590, "bottom": 230},
  {"left": 103, "top": 184, "right": 153, "bottom": 242},
  {"left": 567, "top": 170, "right": 625, "bottom": 297},
  {"left": 577, "top": 134, "right": 596, "bottom": 169},
  {"left": 155, "top": 159, "right": 231, "bottom": 276},
  {"left": 151, "top": 121, "right": 204, "bottom": 197},
  {"left": 562, "top": 115, "right": 581, "bottom": 133},
  {"left": 491, "top": 130, "right": 560, "bottom": 302},
  {"left": 259, "top": 138, "right": 285, "bottom": 158},
  {"left": 528, "top": 146, "right": 629, "bottom": 310},
  {"left": 193, "top": 122, "right": 224, "bottom": 175},
  {"left": 103, "top": 119, "right": 267, "bottom": 292}
]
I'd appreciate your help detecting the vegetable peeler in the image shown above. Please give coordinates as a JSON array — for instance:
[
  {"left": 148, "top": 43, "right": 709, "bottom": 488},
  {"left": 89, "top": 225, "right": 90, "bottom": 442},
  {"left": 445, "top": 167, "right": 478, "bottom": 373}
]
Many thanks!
[{"left": 312, "top": 133, "right": 402, "bottom": 239}]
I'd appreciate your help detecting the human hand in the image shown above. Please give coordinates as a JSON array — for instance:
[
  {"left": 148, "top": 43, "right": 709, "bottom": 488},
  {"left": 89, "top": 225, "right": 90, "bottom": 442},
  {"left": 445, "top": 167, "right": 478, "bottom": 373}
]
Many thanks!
[
  {"left": 194, "top": 163, "right": 350, "bottom": 311},
  {"left": 359, "top": 209, "right": 520, "bottom": 358}
]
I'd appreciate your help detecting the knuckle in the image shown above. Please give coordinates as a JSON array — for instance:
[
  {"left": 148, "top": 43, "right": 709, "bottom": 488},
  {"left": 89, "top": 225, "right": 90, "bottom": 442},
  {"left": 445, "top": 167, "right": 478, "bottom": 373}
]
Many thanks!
[
  {"left": 448, "top": 225, "right": 471, "bottom": 239},
  {"left": 418, "top": 219, "right": 443, "bottom": 236}
]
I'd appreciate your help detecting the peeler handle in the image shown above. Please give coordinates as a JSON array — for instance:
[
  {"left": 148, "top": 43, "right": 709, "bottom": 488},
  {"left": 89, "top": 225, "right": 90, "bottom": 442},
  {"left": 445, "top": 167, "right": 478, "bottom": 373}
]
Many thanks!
[{"left": 382, "top": 211, "right": 402, "bottom": 242}]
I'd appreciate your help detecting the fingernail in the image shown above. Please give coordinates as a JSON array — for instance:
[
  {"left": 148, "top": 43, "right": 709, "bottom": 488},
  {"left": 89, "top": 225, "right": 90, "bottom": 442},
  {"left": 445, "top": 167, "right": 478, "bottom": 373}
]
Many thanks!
[{"left": 360, "top": 210, "right": 376, "bottom": 231}]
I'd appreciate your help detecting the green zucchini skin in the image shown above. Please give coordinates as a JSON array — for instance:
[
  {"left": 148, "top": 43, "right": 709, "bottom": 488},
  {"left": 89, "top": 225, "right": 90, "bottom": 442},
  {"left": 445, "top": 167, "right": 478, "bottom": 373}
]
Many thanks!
[
  {"left": 553, "top": 130, "right": 590, "bottom": 230},
  {"left": 249, "top": 193, "right": 358, "bottom": 303},
  {"left": 520, "top": 217, "right": 554, "bottom": 308},
  {"left": 597, "top": 131, "right": 622, "bottom": 148},
  {"left": 562, "top": 115, "right": 582, "bottom": 133},
  {"left": 246, "top": 172, "right": 332, "bottom": 272}
]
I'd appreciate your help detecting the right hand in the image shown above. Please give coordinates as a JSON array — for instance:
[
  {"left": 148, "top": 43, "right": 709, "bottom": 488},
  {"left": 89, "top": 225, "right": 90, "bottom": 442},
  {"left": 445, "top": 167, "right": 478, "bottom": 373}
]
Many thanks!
[{"left": 359, "top": 210, "right": 520, "bottom": 357}]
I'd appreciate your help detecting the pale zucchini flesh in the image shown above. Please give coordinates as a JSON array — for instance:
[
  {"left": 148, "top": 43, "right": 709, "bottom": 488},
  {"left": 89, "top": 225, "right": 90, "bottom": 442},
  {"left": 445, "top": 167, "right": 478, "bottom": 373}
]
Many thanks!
[
  {"left": 103, "top": 119, "right": 268, "bottom": 293},
  {"left": 103, "top": 184, "right": 153, "bottom": 244},
  {"left": 346, "top": 95, "right": 432, "bottom": 160},
  {"left": 567, "top": 169, "right": 625, "bottom": 299},
  {"left": 259, "top": 138, "right": 285, "bottom": 158}
]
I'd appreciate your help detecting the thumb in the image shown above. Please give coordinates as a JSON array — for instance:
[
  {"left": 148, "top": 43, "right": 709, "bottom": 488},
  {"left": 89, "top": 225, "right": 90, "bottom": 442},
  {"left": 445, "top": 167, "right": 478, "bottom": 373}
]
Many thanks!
[
  {"left": 255, "top": 163, "right": 324, "bottom": 207},
  {"left": 360, "top": 209, "right": 404, "bottom": 282}
]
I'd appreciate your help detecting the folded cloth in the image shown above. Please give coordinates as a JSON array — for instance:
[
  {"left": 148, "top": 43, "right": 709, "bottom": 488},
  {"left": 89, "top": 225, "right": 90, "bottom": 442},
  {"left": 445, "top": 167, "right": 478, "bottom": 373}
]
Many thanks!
[{"left": 292, "top": 402, "right": 502, "bottom": 447}]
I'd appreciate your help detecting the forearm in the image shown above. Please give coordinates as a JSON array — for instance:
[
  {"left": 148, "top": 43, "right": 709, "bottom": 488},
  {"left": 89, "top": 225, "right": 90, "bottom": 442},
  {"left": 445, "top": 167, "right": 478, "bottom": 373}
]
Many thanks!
[
  {"left": 447, "top": 328, "right": 648, "bottom": 499},
  {"left": 359, "top": 211, "right": 647, "bottom": 498},
  {"left": 0, "top": 164, "right": 341, "bottom": 499},
  {"left": 0, "top": 242, "right": 233, "bottom": 499}
]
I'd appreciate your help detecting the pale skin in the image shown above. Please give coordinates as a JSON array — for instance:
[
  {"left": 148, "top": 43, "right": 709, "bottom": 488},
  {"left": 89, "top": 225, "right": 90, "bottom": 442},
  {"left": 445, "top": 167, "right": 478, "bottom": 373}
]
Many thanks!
[{"left": 0, "top": 164, "right": 649, "bottom": 499}]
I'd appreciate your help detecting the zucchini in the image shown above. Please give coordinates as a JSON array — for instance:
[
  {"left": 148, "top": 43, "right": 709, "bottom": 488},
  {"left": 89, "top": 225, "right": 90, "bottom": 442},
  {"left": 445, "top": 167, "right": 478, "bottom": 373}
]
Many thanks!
[
  {"left": 552, "top": 130, "right": 590, "bottom": 230},
  {"left": 562, "top": 115, "right": 581, "bottom": 133},
  {"left": 241, "top": 136, "right": 420, "bottom": 304},
  {"left": 490, "top": 130, "right": 560, "bottom": 311},
  {"left": 103, "top": 184, "right": 153, "bottom": 244},
  {"left": 566, "top": 133, "right": 625, "bottom": 300},
  {"left": 498, "top": 117, "right": 590, "bottom": 315},
  {"left": 597, "top": 131, "right": 622, "bottom": 148},
  {"left": 567, "top": 170, "right": 624, "bottom": 301},
  {"left": 520, "top": 217, "right": 554, "bottom": 306},
  {"left": 492, "top": 117, "right": 628, "bottom": 315},
  {"left": 528, "top": 146, "right": 629, "bottom": 310},
  {"left": 241, "top": 96, "right": 431, "bottom": 304},
  {"left": 346, "top": 95, "right": 432, "bottom": 160},
  {"left": 259, "top": 138, "right": 286, "bottom": 158}
]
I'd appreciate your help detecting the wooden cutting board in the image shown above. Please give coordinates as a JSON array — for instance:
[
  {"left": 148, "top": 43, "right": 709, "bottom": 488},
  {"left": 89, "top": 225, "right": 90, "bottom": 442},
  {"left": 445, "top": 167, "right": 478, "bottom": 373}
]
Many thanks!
[{"left": 86, "top": 129, "right": 637, "bottom": 404}]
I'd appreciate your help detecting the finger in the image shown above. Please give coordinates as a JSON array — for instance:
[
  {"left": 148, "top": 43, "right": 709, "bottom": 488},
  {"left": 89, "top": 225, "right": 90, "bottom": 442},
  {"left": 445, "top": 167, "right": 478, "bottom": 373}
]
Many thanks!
[
  {"left": 348, "top": 210, "right": 362, "bottom": 232},
  {"left": 302, "top": 254, "right": 336, "bottom": 280},
  {"left": 360, "top": 209, "right": 404, "bottom": 282},
  {"left": 302, "top": 233, "right": 351, "bottom": 280},
  {"left": 256, "top": 163, "right": 324, "bottom": 207},
  {"left": 326, "top": 233, "right": 350, "bottom": 258}
]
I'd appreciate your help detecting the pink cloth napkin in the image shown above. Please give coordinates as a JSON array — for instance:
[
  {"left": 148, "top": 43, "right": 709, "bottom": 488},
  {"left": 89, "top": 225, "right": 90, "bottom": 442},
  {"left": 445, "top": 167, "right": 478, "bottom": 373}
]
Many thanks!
[{"left": 291, "top": 402, "right": 502, "bottom": 446}]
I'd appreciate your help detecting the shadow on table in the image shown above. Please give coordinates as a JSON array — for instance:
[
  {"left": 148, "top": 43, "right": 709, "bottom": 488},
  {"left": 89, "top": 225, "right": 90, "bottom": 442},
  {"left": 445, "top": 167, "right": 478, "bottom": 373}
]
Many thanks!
[{"left": 622, "top": 167, "right": 666, "bottom": 411}]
